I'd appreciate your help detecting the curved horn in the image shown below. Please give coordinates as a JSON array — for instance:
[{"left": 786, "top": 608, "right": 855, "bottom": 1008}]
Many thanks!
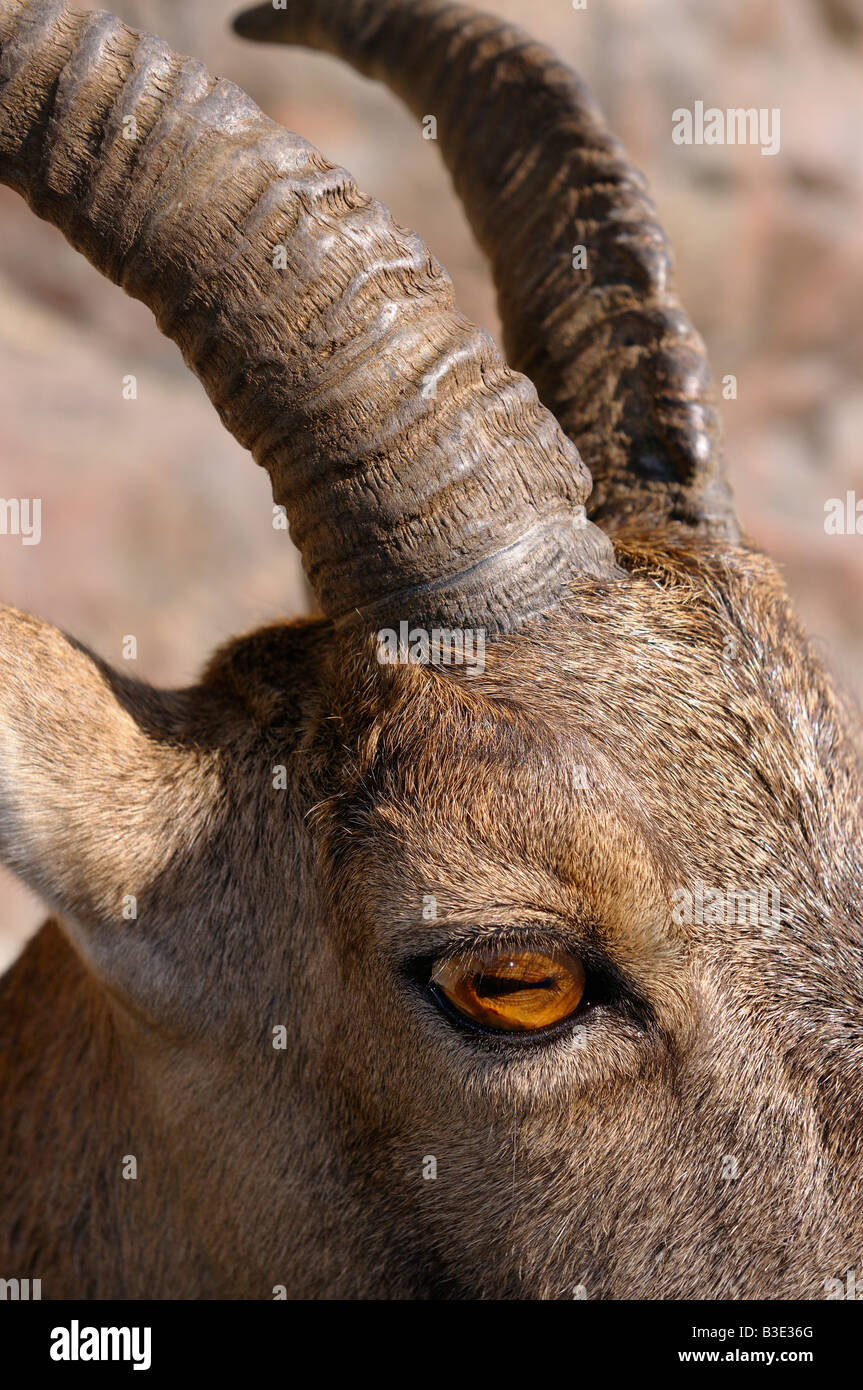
[
  {"left": 0, "top": 0, "right": 618, "bottom": 634},
  {"left": 234, "top": 0, "right": 739, "bottom": 541}
]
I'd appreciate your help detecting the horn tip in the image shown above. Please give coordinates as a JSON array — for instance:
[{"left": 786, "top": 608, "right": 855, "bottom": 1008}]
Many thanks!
[{"left": 232, "top": 5, "right": 281, "bottom": 42}]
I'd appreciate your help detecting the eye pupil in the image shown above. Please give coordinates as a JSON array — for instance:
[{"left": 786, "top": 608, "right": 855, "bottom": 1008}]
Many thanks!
[
  {"left": 474, "top": 971, "right": 556, "bottom": 998},
  {"left": 431, "top": 947, "right": 586, "bottom": 1033}
]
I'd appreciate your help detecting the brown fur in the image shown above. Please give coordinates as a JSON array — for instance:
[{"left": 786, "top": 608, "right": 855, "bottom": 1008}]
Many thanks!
[
  {"left": 2, "top": 536, "right": 861, "bottom": 1298},
  {"left": 0, "top": 0, "right": 861, "bottom": 1301}
]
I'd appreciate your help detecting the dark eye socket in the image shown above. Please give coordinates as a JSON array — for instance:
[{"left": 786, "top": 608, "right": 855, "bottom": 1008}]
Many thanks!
[{"left": 429, "top": 946, "right": 587, "bottom": 1035}]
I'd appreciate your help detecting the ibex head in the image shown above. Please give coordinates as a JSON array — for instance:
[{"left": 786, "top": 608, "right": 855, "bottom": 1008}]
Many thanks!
[{"left": 0, "top": 0, "right": 860, "bottom": 1300}]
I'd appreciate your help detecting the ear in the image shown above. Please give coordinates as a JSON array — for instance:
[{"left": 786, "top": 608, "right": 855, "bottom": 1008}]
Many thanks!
[{"left": 0, "top": 604, "right": 219, "bottom": 934}]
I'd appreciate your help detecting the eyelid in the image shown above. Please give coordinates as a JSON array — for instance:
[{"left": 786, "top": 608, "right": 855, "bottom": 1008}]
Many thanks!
[{"left": 403, "top": 914, "right": 595, "bottom": 964}]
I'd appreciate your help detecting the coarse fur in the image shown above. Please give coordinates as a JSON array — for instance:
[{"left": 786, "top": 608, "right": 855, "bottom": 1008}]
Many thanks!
[
  {"left": 0, "top": 0, "right": 861, "bottom": 1300},
  {"left": 2, "top": 537, "right": 861, "bottom": 1298}
]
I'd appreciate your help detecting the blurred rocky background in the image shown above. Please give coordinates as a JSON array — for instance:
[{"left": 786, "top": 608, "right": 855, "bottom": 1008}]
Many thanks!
[{"left": 1, "top": 0, "right": 862, "bottom": 968}]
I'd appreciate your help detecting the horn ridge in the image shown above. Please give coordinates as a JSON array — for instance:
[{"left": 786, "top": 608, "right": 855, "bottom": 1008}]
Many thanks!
[
  {"left": 233, "top": 0, "right": 739, "bottom": 540},
  {"left": 0, "top": 0, "right": 619, "bottom": 631}
]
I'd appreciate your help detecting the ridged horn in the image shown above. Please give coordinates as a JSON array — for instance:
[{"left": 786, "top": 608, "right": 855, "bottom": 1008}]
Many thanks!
[
  {"left": 0, "top": 0, "right": 619, "bottom": 634},
  {"left": 234, "top": 0, "right": 739, "bottom": 541}
]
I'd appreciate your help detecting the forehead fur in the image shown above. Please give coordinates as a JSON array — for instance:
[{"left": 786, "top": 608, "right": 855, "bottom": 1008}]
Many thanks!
[
  {"left": 328, "top": 534, "right": 859, "bottom": 804},
  {"left": 317, "top": 536, "right": 862, "bottom": 982}
]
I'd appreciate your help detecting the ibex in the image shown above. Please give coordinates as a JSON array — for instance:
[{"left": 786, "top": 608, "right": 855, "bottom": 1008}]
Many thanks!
[{"left": 0, "top": 0, "right": 860, "bottom": 1302}]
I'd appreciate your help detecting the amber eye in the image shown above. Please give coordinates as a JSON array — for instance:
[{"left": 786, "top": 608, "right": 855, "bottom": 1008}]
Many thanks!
[{"left": 430, "top": 946, "right": 586, "bottom": 1033}]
